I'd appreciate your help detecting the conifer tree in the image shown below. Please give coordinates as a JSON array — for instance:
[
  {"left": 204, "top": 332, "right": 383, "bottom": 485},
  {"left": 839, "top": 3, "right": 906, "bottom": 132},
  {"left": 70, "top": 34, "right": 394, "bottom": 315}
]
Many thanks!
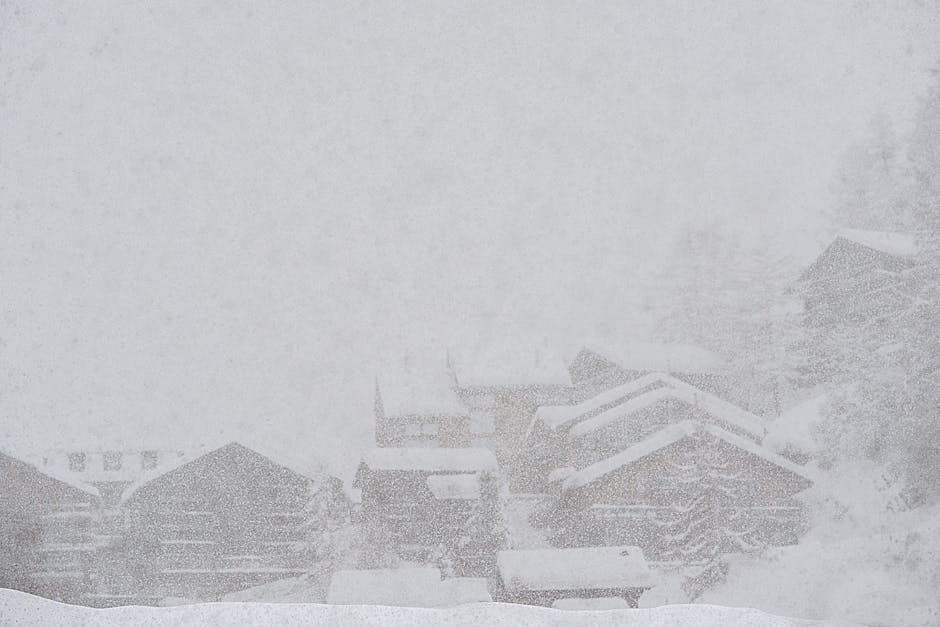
[{"left": 655, "top": 430, "right": 758, "bottom": 598}]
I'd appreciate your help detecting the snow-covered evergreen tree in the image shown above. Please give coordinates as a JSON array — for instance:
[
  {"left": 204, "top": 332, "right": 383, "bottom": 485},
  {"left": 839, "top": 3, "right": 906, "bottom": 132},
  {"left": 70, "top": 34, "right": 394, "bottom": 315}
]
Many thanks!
[
  {"left": 656, "top": 430, "right": 759, "bottom": 599},
  {"left": 451, "top": 471, "right": 508, "bottom": 578},
  {"left": 799, "top": 78, "right": 940, "bottom": 504},
  {"left": 302, "top": 482, "right": 350, "bottom": 567}
]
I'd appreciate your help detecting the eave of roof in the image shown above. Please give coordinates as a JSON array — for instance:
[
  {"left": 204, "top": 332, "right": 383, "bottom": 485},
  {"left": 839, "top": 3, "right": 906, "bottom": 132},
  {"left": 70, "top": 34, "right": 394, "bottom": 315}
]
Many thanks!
[{"left": 563, "top": 421, "right": 815, "bottom": 492}]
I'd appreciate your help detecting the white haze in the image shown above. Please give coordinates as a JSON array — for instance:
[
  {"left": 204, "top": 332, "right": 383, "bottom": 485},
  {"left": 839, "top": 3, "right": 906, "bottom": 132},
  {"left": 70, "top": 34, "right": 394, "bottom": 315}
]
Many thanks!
[{"left": 1, "top": 0, "right": 939, "bottom": 476}]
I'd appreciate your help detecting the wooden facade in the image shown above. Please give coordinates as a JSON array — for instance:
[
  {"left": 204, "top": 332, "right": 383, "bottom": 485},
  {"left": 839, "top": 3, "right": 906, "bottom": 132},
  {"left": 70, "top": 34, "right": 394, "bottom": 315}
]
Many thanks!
[
  {"left": 543, "top": 423, "right": 813, "bottom": 561},
  {"left": 116, "top": 442, "right": 345, "bottom": 600},
  {"left": 0, "top": 449, "right": 101, "bottom": 604},
  {"left": 354, "top": 448, "right": 500, "bottom": 567},
  {"left": 800, "top": 232, "right": 916, "bottom": 329}
]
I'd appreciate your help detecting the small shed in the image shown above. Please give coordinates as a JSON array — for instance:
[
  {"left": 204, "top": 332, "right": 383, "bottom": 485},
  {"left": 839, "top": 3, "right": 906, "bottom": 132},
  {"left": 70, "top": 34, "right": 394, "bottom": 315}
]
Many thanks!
[{"left": 496, "top": 545, "right": 651, "bottom": 607}]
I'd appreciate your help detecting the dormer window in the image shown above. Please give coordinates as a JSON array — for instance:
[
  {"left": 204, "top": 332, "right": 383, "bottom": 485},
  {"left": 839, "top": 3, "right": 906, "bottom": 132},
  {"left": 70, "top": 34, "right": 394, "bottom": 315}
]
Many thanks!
[
  {"left": 141, "top": 450, "right": 159, "bottom": 469},
  {"left": 68, "top": 452, "right": 86, "bottom": 472},
  {"left": 103, "top": 451, "right": 123, "bottom": 471}
]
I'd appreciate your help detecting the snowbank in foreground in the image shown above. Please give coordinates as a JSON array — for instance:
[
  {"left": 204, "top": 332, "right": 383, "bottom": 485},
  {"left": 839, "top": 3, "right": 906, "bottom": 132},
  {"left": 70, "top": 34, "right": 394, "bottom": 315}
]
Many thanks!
[
  {"left": 0, "top": 589, "right": 848, "bottom": 627},
  {"left": 699, "top": 484, "right": 940, "bottom": 627}
]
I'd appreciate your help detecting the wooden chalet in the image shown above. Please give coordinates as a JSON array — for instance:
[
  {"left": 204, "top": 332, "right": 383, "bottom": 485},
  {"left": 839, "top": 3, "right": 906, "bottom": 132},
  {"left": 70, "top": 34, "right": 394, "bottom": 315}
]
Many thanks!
[
  {"left": 374, "top": 366, "right": 471, "bottom": 449},
  {"left": 354, "top": 447, "right": 499, "bottom": 564},
  {"left": 115, "top": 441, "right": 345, "bottom": 601},
  {"left": 448, "top": 341, "right": 579, "bottom": 479},
  {"left": 528, "top": 375, "right": 814, "bottom": 561},
  {"left": 522, "top": 371, "right": 760, "bottom": 489},
  {"left": 799, "top": 229, "right": 917, "bottom": 328},
  {"left": 551, "top": 421, "right": 814, "bottom": 557},
  {"left": 373, "top": 344, "right": 581, "bottom": 492},
  {"left": 0, "top": 448, "right": 100, "bottom": 604}
]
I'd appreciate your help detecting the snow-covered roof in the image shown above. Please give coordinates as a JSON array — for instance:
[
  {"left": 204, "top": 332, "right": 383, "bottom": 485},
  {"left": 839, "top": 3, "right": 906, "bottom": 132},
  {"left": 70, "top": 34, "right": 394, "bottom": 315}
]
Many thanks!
[
  {"left": 0, "top": 448, "right": 100, "bottom": 500},
  {"left": 564, "top": 421, "right": 697, "bottom": 491},
  {"left": 764, "top": 394, "right": 827, "bottom": 456},
  {"left": 327, "top": 568, "right": 491, "bottom": 606},
  {"left": 121, "top": 441, "right": 330, "bottom": 504},
  {"left": 836, "top": 229, "right": 918, "bottom": 258},
  {"left": 377, "top": 365, "right": 466, "bottom": 418},
  {"left": 538, "top": 372, "right": 764, "bottom": 439},
  {"left": 450, "top": 340, "right": 572, "bottom": 387},
  {"left": 563, "top": 421, "right": 816, "bottom": 492},
  {"left": 580, "top": 340, "right": 727, "bottom": 375},
  {"left": 703, "top": 423, "right": 818, "bottom": 483},
  {"left": 426, "top": 473, "right": 481, "bottom": 499},
  {"left": 546, "top": 466, "right": 576, "bottom": 484},
  {"left": 569, "top": 378, "right": 765, "bottom": 440},
  {"left": 497, "top": 546, "right": 652, "bottom": 591},
  {"left": 360, "top": 447, "right": 498, "bottom": 473},
  {"left": 568, "top": 386, "right": 677, "bottom": 436},
  {"left": 536, "top": 372, "right": 670, "bottom": 429}
]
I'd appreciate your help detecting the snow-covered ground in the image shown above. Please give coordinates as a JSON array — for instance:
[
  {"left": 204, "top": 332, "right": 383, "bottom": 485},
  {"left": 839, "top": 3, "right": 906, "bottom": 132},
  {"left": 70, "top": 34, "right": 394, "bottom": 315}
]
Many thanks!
[
  {"left": 0, "top": 588, "right": 850, "bottom": 626},
  {"left": 698, "top": 490, "right": 940, "bottom": 627}
]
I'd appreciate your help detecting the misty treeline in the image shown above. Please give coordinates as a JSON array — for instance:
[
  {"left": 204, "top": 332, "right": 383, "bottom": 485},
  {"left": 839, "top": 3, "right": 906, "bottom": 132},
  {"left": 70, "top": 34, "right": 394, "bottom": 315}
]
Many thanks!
[
  {"left": 655, "top": 79, "right": 940, "bottom": 508},
  {"left": 633, "top": 79, "right": 940, "bottom": 622}
]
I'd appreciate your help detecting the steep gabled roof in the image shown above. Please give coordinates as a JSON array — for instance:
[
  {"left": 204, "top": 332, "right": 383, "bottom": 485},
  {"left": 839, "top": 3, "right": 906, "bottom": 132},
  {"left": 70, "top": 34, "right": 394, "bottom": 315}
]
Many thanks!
[
  {"left": 800, "top": 229, "right": 917, "bottom": 282},
  {"left": 536, "top": 372, "right": 670, "bottom": 429},
  {"left": 836, "top": 229, "right": 917, "bottom": 258},
  {"left": 563, "top": 421, "right": 816, "bottom": 492},
  {"left": 0, "top": 448, "right": 100, "bottom": 500},
  {"left": 120, "top": 441, "right": 327, "bottom": 504},
  {"left": 568, "top": 385, "right": 677, "bottom": 436},
  {"left": 536, "top": 372, "right": 764, "bottom": 439},
  {"left": 569, "top": 377, "right": 765, "bottom": 440}
]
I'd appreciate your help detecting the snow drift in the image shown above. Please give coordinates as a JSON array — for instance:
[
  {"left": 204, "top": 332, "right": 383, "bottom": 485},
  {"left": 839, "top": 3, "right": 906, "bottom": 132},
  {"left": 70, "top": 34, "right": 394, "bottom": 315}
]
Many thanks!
[{"left": 0, "top": 588, "right": 849, "bottom": 626}]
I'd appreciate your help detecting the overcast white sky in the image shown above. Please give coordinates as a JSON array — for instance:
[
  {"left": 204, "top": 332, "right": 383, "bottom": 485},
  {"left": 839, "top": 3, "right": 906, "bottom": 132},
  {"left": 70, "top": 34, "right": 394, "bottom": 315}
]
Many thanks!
[{"left": 2, "top": 1, "right": 939, "bottom": 477}]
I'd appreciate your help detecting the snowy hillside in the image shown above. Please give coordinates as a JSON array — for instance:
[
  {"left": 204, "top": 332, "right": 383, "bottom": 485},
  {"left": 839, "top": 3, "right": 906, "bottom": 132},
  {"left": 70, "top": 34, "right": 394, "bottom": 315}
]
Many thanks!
[{"left": 0, "top": 588, "right": 849, "bottom": 627}]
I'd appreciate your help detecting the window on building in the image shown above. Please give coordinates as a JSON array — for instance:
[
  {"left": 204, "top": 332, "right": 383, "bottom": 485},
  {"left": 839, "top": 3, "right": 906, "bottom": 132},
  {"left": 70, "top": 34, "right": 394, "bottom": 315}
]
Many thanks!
[
  {"left": 68, "top": 452, "right": 86, "bottom": 472},
  {"left": 103, "top": 451, "right": 123, "bottom": 471},
  {"left": 141, "top": 450, "right": 159, "bottom": 470}
]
